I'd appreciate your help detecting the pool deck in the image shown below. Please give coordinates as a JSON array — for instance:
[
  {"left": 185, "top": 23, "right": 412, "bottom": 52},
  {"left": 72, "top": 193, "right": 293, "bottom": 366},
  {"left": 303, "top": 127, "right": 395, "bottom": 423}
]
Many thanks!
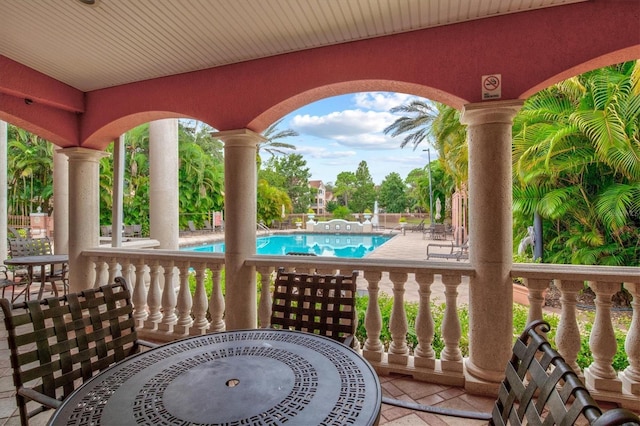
[{"left": 179, "top": 227, "right": 470, "bottom": 305}]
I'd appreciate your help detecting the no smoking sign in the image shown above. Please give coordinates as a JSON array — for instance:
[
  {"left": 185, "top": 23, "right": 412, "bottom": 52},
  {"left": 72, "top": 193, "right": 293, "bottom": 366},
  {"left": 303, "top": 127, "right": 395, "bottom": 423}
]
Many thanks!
[{"left": 482, "top": 74, "right": 501, "bottom": 100}]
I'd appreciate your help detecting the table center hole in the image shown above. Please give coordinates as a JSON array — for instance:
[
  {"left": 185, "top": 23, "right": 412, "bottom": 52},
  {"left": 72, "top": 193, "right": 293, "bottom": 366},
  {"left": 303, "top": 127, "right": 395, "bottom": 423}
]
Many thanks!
[{"left": 226, "top": 378, "right": 240, "bottom": 387}]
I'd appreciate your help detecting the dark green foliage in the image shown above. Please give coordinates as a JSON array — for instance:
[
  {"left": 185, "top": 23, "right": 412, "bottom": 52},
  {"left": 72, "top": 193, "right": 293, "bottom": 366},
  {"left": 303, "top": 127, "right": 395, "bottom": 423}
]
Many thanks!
[
  {"left": 378, "top": 172, "right": 408, "bottom": 213},
  {"left": 513, "top": 61, "right": 640, "bottom": 266},
  {"left": 261, "top": 154, "right": 314, "bottom": 213},
  {"left": 355, "top": 294, "right": 629, "bottom": 371}
]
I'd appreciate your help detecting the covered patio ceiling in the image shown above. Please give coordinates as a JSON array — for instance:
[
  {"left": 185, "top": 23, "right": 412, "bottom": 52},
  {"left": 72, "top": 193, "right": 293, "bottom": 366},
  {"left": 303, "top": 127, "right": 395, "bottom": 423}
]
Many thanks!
[{"left": 0, "top": 0, "right": 588, "bottom": 92}]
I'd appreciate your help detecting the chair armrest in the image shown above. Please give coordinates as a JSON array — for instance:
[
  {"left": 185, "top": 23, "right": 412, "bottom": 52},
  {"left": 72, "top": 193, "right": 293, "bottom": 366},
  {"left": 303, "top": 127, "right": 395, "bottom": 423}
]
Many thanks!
[
  {"left": 18, "top": 387, "right": 62, "bottom": 409},
  {"left": 137, "top": 339, "right": 159, "bottom": 349},
  {"left": 342, "top": 334, "right": 355, "bottom": 348},
  {"left": 591, "top": 408, "right": 640, "bottom": 426},
  {"left": 426, "top": 242, "right": 454, "bottom": 254}
]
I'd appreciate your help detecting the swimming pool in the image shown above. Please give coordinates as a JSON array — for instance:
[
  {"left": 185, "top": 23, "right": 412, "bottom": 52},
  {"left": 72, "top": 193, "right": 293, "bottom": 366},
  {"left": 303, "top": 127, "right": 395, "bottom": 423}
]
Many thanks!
[{"left": 183, "top": 233, "right": 394, "bottom": 258}]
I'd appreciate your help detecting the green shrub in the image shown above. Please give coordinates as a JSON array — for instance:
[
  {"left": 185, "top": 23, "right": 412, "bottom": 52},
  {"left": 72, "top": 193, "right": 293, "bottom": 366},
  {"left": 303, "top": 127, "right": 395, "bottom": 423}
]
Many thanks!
[
  {"left": 187, "top": 272, "right": 631, "bottom": 372},
  {"left": 332, "top": 206, "right": 351, "bottom": 220},
  {"left": 356, "top": 295, "right": 630, "bottom": 371}
]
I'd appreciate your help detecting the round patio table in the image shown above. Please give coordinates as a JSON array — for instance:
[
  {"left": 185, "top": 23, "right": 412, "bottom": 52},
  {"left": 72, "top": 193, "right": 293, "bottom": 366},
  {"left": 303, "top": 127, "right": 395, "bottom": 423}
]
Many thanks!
[{"left": 48, "top": 329, "right": 381, "bottom": 426}]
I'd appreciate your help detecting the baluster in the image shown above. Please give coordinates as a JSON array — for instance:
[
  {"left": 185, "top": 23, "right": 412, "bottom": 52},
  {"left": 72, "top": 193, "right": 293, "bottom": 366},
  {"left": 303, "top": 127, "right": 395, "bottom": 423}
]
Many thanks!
[
  {"left": 257, "top": 266, "right": 274, "bottom": 328},
  {"left": 93, "top": 258, "right": 108, "bottom": 288},
  {"left": 158, "top": 262, "right": 178, "bottom": 333},
  {"left": 441, "top": 274, "right": 463, "bottom": 372},
  {"left": 414, "top": 271, "right": 436, "bottom": 369},
  {"left": 620, "top": 282, "right": 640, "bottom": 395},
  {"left": 554, "top": 279, "right": 583, "bottom": 374},
  {"left": 584, "top": 281, "right": 622, "bottom": 392},
  {"left": 208, "top": 266, "right": 225, "bottom": 332},
  {"left": 174, "top": 262, "right": 194, "bottom": 335},
  {"left": 132, "top": 259, "right": 148, "bottom": 328},
  {"left": 388, "top": 271, "right": 409, "bottom": 365},
  {"left": 190, "top": 263, "right": 210, "bottom": 335},
  {"left": 107, "top": 257, "right": 120, "bottom": 284},
  {"left": 363, "top": 271, "right": 383, "bottom": 362},
  {"left": 144, "top": 261, "right": 162, "bottom": 330},
  {"left": 120, "top": 257, "right": 135, "bottom": 288},
  {"left": 524, "top": 278, "right": 549, "bottom": 325}
]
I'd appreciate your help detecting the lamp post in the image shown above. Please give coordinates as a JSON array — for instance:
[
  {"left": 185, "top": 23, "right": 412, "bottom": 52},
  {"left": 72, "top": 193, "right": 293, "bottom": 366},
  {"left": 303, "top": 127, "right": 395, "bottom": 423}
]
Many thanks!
[{"left": 424, "top": 149, "right": 434, "bottom": 223}]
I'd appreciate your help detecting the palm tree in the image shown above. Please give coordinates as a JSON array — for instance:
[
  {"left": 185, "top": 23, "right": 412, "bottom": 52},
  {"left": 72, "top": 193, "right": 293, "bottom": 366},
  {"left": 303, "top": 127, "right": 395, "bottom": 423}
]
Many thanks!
[
  {"left": 512, "top": 61, "right": 640, "bottom": 265},
  {"left": 7, "top": 127, "right": 54, "bottom": 215},
  {"left": 383, "top": 100, "right": 439, "bottom": 150},
  {"left": 259, "top": 119, "right": 298, "bottom": 158},
  {"left": 431, "top": 104, "right": 468, "bottom": 188}
]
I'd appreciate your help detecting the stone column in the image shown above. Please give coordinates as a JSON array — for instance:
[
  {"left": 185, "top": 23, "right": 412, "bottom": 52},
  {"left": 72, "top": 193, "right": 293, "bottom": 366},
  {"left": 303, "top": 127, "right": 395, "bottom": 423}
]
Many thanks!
[
  {"left": 0, "top": 121, "right": 7, "bottom": 263},
  {"left": 111, "top": 135, "right": 125, "bottom": 247},
  {"left": 53, "top": 148, "right": 69, "bottom": 254},
  {"left": 60, "top": 147, "right": 108, "bottom": 292},
  {"left": 212, "top": 129, "right": 264, "bottom": 330},
  {"left": 149, "top": 119, "right": 179, "bottom": 249},
  {"left": 460, "top": 100, "right": 523, "bottom": 390}
]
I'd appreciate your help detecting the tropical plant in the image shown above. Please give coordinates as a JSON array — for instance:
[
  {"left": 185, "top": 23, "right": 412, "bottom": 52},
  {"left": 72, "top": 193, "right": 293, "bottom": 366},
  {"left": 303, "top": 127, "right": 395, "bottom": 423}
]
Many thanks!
[
  {"left": 6, "top": 127, "right": 55, "bottom": 215},
  {"left": 512, "top": 61, "right": 640, "bottom": 265},
  {"left": 257, "top": 119, "right": 298, "bottom": 168},
  {"left": 383, "top": 100, "right": 439, "bottom": 150},
  {"left": 99, "top": 121, "right": 226, "bottom": 233}
]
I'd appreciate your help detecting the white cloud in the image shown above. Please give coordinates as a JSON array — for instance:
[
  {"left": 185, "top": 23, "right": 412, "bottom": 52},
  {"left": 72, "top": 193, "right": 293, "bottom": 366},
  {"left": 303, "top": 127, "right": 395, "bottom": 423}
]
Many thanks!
[
  {"left": 353, "top": 92, "right": 416, "bottom": 111},
  {"left": 291, "top": 109, "right": 395, "bottom": 139},
  {"left": 294, "top": 145, "right": 357, "bottom": 159}
]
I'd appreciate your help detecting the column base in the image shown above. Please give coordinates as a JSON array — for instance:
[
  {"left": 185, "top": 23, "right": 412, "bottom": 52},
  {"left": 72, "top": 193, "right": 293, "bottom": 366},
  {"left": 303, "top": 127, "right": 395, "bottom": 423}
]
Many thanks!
[
  {"left": 465, "top": 358, "right": 506, "bottom": 383},
  {"left": 464, "top": 369, "right": 500, "bottom": 398}
]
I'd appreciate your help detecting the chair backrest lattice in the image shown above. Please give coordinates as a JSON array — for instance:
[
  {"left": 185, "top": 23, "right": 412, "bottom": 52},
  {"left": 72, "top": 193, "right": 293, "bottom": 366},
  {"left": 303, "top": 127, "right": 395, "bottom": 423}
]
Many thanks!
[
  {"left": 492, "top": 320, "right": 639, "bottom": 426},
  {"left": 271, "top": 267, "right": 358, "bottom": 345},
  {"left": 8, "top": 237, "right": 53, "bottom": 257},
  {"left": 0, "top": 278, "right": 144, "bottom": 425}
]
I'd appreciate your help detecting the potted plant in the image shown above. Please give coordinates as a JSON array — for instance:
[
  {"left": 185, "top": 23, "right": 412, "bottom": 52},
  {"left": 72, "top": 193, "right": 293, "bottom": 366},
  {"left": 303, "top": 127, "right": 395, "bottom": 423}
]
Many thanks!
[
  {"left": 306, "top": 208, "right": 315, "bottom": 221},
  {"left": 363, "top": 209, "right": 372, "bottom": 221},
  {"left": 398, "top": 217, "right": 407, "bottom": 227}
]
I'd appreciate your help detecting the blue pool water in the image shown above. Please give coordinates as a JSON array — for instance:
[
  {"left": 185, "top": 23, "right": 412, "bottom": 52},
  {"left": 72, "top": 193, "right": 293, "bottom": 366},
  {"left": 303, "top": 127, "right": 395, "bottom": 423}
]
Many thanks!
[{"left": 183, "top": 233, "right": 394, "bottom": 258}]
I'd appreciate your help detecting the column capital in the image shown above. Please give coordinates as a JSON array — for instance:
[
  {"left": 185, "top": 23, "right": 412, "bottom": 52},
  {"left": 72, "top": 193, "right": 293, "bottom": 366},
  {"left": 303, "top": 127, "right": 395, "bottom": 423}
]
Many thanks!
[
  {"left": 58, "top": 146, "right": 109, "bottom": 162},
  {"left": 211, "top": 129, "right": 266, "bottom": 145},
  {"left": 461, "top": 99, "right": 524, "bottom": 126}
]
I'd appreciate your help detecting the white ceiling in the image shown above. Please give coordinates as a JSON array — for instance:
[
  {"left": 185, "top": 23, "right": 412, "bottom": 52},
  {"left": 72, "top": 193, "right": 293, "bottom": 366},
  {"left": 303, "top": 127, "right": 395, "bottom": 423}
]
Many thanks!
[{"left": 0, "top": 0, "right": 587, "bottom": 92}]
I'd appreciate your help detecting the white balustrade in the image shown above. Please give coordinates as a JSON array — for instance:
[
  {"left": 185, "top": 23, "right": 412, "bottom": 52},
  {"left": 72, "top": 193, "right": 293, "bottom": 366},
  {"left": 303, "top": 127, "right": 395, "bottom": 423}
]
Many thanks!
[
  {"left": 585, "top": 281, "right": 623, "bottom": 391},
  {"left": 190, "top": 263, "right": 209, "bottom": 334},
  {"left": 621, "top": 282, "right": 640, "bottom": 395},
  {"left": 413, "top": 271, "right": 435, "bottom": 369},
  {"left": 388, "top": 271, "right": 410, "bottom": 365},
  {"left": 362, "top": 270, "right": 383, "bottom": 362},
  {"left": 81, "top": 249, "right": 638, "bottom": 409}
]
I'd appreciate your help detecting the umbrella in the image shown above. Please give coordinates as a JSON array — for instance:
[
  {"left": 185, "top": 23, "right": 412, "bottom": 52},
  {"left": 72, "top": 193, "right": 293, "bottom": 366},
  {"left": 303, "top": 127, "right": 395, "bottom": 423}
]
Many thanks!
[{"left": 435, "top": 198, "right": 442, "bottom": 221}]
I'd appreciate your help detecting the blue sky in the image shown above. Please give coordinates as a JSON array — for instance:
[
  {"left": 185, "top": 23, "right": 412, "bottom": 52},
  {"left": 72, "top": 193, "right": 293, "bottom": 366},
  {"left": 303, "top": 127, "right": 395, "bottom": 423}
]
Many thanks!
[{"left": 272, "top": 92, "right": 435, "bottom": 185}]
